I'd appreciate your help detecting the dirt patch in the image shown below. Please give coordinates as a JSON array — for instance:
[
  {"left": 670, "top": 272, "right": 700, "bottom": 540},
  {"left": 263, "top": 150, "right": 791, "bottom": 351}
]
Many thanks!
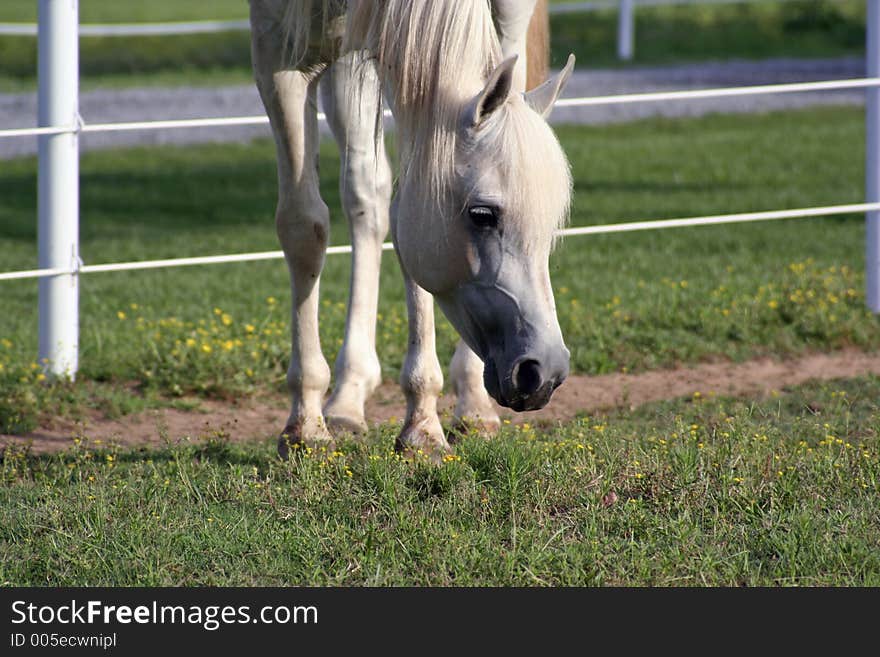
[{"left": 4, "top": 349, "right": 880, "bottom": 454}]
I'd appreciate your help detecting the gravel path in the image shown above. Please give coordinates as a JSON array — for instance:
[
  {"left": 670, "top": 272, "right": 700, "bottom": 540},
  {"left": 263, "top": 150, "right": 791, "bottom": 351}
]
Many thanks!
[{"left": 0, "top": 56, "right": 866, "bottom": 159}]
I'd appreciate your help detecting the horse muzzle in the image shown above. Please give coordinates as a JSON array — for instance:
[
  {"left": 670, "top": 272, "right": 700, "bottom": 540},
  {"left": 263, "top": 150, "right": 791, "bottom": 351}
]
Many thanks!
[{"left": 484, "top": 351, "right": 569, "bottom": 412}]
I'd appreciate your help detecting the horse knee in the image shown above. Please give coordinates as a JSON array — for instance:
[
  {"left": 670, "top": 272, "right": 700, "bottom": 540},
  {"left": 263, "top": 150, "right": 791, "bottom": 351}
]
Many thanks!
[{"left": 275, "top": 196, "right": 330, "bottom": 269}]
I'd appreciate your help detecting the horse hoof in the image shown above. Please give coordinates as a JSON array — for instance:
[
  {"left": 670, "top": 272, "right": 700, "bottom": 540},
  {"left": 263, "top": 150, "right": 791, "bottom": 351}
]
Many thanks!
[
  {"left": 448, "top": 416, "right": 501, "bottom": 443},
  {"left": 394, "top": 440, "right": 451, "bottom": 466},
  {"left": 277, "top": 423, "right": 335, "bottom": 460},
  {"left": 324, "top": 413, "right": 368, "bottom": 437}
]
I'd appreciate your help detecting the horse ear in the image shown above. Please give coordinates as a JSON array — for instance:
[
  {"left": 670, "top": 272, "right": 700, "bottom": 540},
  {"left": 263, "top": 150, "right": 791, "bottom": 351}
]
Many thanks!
[
  {"left": 470, "top": 55, "right": 519, "bottom": 127},
  {"left": 524, "top": 53, "right": 575, "bottom": 118}
]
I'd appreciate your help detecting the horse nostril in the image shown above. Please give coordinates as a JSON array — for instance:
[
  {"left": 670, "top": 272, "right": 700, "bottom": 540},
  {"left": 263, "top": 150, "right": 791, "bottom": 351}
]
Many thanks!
[{"left": 513, "top": 359, "right": 543, "bottom": 397}]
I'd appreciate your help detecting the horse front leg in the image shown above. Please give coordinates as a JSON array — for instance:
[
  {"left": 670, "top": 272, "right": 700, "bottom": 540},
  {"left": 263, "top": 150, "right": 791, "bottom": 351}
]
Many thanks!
[
  {"left": 320, "top": 52, "right": 391, "bottom": 435},
  {"left": 252, "top": 25, "right": 332, "bottom": 457},
  {"left": 396, "top": 274, "right": 450, "bottom": 462},
  {"left": 450, "top": 340, "right": 501, "bottom": 439}
]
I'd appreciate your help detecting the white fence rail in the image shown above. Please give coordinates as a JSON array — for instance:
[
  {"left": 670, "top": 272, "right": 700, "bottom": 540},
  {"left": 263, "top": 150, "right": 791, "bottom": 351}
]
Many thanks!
[
  {"left": 3, "top": 203, "right": 879, "bottom": 283},
  {"left": 0, "top": 1, "right": 878, "bottom": 377},
  {"left": 3, "top": 77, "right": 879, "bottom": 141}
]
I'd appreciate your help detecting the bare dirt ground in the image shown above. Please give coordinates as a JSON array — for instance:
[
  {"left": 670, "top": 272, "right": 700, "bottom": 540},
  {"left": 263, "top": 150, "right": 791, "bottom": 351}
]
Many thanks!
[{"left": 3, "top": 349, "right": 880, "bottom": 454}]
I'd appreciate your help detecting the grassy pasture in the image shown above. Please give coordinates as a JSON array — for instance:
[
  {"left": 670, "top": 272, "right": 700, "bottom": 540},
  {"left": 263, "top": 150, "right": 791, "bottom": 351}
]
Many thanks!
[
  {"left": 0, "top": 106, "right": 877, "bottom": 432},
  {"left": 0, "top": 0, "right": 867, "bottom": 91},
  {"left": 0, "top": 66, "right": 877, "bottom": 585},
  {"left": 1, "top": 375, "right": 877, "bottom": 586}
]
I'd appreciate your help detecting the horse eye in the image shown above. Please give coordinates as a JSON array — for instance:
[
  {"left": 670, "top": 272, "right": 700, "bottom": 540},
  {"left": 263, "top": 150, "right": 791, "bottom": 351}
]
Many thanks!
[{"left": 468, "top": 205, "right": 498, "bottom": 229}]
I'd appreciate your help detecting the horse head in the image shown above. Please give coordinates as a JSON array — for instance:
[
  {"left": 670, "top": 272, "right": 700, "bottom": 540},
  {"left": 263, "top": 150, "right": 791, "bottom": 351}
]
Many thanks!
[{"left": 394, "top": 54, "right": 575, "bottom": 412}]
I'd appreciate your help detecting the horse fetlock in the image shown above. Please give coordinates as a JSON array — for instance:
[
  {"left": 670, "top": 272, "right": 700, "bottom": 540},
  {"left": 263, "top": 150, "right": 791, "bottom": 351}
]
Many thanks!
[
  {"left": 323, "top": 388, "right": 369, "bottom": 436},
  {"left": 335, "top": 346, "right": 382, "bottom": 390},
  {"left": 286, "top": 358, "right": 331, "bottom": 397},
  {"left": 323, "top": 348, "right": 382, "bottom": 435},
  {"left": 400, "top": 366, "right": 444, "bottom": 401}
]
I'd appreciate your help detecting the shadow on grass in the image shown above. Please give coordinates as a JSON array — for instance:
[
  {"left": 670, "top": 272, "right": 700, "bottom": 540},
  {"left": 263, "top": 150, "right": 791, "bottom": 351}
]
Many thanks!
[
  {"left": 2, "top": 437, "right": 273, "bottom": 470},
  {"left": 0, "top": 142, "right": 348, "bottom": 244}
]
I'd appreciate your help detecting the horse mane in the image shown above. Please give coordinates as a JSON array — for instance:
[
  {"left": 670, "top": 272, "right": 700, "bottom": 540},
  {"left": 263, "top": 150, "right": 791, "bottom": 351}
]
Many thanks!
[
  {"left": 479, "top": 96, "right": 572, "bottom": 253},
  {"left": 347, "top": 1, "right": 504, "bottom": 214},
  {"left": 347, "top": 1, "right": 501, "bottom": 106}
]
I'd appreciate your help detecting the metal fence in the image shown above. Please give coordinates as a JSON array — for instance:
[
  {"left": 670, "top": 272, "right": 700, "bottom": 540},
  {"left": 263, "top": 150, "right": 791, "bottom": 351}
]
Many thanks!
[{"left": 0, "top": 0, "right": 878, "bottom": 378}]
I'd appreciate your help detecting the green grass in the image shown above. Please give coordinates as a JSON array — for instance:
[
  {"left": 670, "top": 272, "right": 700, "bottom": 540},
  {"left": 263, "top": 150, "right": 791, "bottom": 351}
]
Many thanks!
[
  {"left": 0, "top": 1, "right": 867, "bottom": 92},
  {"left": 549, "top": 0, "right": 866, "bottom": 69},
  {"left": 1, "top": 376, "right": 877, "bottom": 585},
  {"left": 0, "top": 0, "right": 254, "bottom": 91},
  {"left": 0, "top": 0, "right": 250, "bottom": 23},
  {"left": 1, "top": 106, "right": 878, "bottom": 432}
]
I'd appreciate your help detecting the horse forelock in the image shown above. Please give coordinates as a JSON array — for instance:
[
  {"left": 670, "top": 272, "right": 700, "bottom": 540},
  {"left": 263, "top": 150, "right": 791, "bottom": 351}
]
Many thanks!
[{"left": 468, "top": 98, "right": 572, "bottom": 254}]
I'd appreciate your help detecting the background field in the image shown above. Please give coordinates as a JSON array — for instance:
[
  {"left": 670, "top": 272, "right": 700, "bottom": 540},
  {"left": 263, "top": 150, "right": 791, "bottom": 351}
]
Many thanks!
[
  {"left": 0, "top": 0, "right": 868, "bottom": 91},
  {"left": 1, "top": 0, "right": 878, "bottom": 587}
]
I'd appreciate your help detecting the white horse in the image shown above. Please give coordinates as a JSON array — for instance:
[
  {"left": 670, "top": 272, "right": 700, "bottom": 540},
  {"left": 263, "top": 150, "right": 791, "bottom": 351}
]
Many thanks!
[{"left": 249, "top": 0, "right": 575, "bottom": 459}]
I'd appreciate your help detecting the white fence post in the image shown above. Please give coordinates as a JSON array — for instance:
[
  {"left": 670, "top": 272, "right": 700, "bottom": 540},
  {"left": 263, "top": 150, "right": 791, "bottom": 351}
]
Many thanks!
[
  {"left": 868, "top": 0, "right": 880, "bottom": 312},
  {"left": 38, "top": 0, "right": 80, "bottom": 378},
  {"left": 617, "top": 0, "right": 634, "bottom": 61}
]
